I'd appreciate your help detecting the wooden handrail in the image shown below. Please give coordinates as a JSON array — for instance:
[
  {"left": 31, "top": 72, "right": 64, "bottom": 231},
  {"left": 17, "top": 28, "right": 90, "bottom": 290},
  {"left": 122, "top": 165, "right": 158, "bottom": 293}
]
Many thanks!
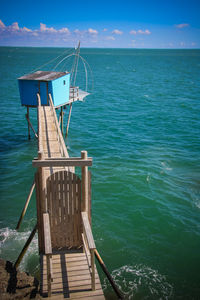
[
  {"left": 81, "top": 212, "right": 96, "bottom": 290},
  {"left": 48, "top": 93, "right": 69, "bottom": 158},
  {"left": 43, "top": 213, "right": 53, "bottom": 297},
  {"left": 43, "top": 213, "right": 52, "bottom": 255},
  {"left": 32, "top": 157, "right": 92, "bottom": 168},
  {"left": 82, "top": 212, "right": 95, "bottom": 249},
  {"left": 37, "top": 93, "right": 43, "bottom": 153}
]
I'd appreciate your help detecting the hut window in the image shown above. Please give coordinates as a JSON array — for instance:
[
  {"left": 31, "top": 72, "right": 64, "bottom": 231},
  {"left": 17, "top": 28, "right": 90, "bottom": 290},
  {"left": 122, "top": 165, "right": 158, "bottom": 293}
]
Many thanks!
[{"left": 63, "top": 80, "right": 66, "bottom": 85}]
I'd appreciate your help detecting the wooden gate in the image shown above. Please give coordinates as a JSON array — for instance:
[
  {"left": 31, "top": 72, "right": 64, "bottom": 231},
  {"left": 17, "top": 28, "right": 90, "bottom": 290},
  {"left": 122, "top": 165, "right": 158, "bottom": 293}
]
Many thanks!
[{"left": 46, "top": 170, "right": 82, "bottom": 249}]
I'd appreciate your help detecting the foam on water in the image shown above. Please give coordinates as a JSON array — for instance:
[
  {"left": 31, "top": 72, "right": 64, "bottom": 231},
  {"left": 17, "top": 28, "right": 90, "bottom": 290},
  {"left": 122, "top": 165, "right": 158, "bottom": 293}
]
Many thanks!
[
  {"left": 0, "top": 227, "right": 39, "bottom": 275},
  {"left": 103, "top": 264, "right": 173, "bottom": 300}
]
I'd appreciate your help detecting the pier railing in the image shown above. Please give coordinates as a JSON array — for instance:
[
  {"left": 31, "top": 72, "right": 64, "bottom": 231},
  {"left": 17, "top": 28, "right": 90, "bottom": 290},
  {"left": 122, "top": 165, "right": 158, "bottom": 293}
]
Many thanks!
[
  {"left": 48, "top": 93, "right": 69, "bottom": 158},
  {"left": 69, "top": 86, "right": 79, "bottom": 102},
  {"left": 37, "top": 93, "right": 43, "bottom": 153}
]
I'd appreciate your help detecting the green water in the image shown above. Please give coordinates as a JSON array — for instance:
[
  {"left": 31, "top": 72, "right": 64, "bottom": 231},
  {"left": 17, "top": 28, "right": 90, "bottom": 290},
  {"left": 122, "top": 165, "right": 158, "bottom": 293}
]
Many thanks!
[{"left": 0, "top": 47, "right": 200, "bottom": 299}]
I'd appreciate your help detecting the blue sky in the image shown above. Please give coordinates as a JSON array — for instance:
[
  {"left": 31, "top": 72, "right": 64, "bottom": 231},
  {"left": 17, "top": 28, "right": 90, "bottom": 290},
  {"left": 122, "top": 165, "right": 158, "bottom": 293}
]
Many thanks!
[{"left": 0, "top": 0, "right": 200, "bottom": 48}]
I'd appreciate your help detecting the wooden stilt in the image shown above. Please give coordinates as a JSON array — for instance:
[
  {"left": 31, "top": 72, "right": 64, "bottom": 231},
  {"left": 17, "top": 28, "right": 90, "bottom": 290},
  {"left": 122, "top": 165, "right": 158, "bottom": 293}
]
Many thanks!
[
  {"left": 25, "top": 114, "right": 38, "bottom": 139},
  {"left": 58, "top": 108, "right": 61, "bottom": 127},
  {"left": 65, "top": 103, "right": 72, "bottom": 138},
  {"left": 61, "top": 106, "right": 64, "bottom": 136},
  {"left": 95, "top": 249, "right": 124, "bottom": 299},
  {"left": 14, "top": 224, "right": 37, "bottom": 269},
  {"left": 16, "top": 180, "right": 35, "bottom": 230},
  {"left": 27, "top": 107, "right": 30, "bottom": 140}
]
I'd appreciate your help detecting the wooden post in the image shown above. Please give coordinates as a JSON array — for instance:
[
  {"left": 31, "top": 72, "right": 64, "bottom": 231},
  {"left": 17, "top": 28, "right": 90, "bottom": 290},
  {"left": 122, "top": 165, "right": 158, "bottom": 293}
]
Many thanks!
[
  {"left": 16, "top": 180, "right": 35, "bottom": 230},
  {"left": 27, "top": 106, "right": 30, "bottom": 140},
  {"left": 37, "top": 150, "right": 46, "bottom": 253},
  {"left": 94, "top": 249, "right": 124, "bottom": 299},
  {"left": 14, "top": 224, "right": 37, "bottom": 269},
  {"left": 91, "top": 249, "right": 95, "bottom": 290},
  {"left": 25, "top": 114, "right": 38, "bottom": 139},
  {"left": 81, "top": 151, "right": 88, "bottom": 214},
  {"left": 61, "top": 106, "right": 64, "bottom": 136},
  {"left": 65, "top": 104, "right": 72, "bottom": 138}
]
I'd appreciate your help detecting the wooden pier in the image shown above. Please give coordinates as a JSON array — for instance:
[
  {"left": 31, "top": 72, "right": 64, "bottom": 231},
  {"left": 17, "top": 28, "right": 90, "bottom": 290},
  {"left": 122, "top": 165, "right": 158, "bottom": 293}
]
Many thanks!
[{"left": 31, "top": 93, "right": 105, "bottom": 299}]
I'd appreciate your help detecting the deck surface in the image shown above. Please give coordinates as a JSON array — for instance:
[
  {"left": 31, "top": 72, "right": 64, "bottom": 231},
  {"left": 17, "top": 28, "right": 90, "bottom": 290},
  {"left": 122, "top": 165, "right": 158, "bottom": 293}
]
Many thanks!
[
  {"left": 41, "top": 251, "right": 105, "bottom": 299},
  {"left": 39, "top": 106, "right": 105, "bottom": 299}
]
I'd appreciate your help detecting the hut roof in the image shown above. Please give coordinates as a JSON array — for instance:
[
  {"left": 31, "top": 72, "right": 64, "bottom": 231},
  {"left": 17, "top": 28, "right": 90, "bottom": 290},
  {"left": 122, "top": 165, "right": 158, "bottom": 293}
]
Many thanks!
[{"left": 18, "top": 71, "right": 68, "bottom": 81}]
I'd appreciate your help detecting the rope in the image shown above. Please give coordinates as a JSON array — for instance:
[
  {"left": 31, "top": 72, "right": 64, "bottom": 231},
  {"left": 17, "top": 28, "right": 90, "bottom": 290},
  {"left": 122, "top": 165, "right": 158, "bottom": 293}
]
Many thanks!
[{"left": 31, "top": 48, "right": 73, "bottom": 73}]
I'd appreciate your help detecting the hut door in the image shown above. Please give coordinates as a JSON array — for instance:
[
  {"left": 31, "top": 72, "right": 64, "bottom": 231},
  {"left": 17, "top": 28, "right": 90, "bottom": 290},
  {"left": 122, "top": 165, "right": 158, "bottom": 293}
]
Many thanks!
[{"left": 46, "top": 170, "right": 82, "bottom": 250}]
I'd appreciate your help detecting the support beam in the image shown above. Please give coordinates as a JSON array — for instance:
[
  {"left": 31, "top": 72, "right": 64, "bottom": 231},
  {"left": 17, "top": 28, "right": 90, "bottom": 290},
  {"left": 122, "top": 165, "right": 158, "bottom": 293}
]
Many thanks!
[
  {"left": 16, "top": 180, "right": 35, "bottom": 230},
  {"left": 94, "top": 249, "right": 124, "bottom": 299},
  {"left": 26, "top": 111, "right": 38, "bottom": 139},
  {"left": 14, "top": 224, "right": 37, "bottom": 269},
  {"left": 81, "top": 151, "right": 89, "bottom": 214},
  {"left": 65, "top": 104, "right": 72, "bottom": 138},
  {"left": 32, "top": 156, "right": 92, "bottom": 168},
  {"left": 27, "top": 107, "right": 30, "bottom": 140},
  {"left": 61, "top": 106, "right": 64, "bottom": 136}
]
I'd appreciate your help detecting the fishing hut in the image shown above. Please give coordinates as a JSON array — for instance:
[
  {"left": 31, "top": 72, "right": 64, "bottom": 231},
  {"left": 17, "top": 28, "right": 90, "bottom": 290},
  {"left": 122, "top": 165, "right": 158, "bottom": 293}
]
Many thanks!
[{"left": 14, "top": 46, "right": 123, "bottom": 299}]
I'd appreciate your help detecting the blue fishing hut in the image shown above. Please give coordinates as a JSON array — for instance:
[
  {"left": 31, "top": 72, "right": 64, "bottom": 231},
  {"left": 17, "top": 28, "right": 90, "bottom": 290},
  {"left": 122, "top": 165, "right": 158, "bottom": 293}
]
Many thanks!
[{"left": 18, "top": 71, "right": 70, "bottom": 107}]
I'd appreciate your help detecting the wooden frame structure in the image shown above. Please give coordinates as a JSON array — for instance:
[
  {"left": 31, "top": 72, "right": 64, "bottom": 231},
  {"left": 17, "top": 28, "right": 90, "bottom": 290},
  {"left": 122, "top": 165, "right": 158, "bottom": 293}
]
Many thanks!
[
  {"left": 15, "top": 90, "right": 123, "bottom": 299},
  {"left": 31, "top": 93, "right": 104, "bottom": 298}
]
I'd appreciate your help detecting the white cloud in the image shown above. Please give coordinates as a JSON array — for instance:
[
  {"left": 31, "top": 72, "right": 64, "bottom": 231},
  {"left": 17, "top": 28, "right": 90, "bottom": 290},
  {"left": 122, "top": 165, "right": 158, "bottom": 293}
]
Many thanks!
[
  {"left": 9, "top": 22, "right": 20, "bottom": 31},
  {"left": 22, "top": 27, "right": 32, "bottom": 32},
  {"left": 58, "top": 27, "right": 70, "bottom": 34},
  {"left": 112, "top": 29, "right": 123, "bottom": 35},
  {"left": 0, "top": 20, "right": 5, "bottom": 28},
  {"left": 88, "top": 28, "right": 98, "bottom": 34},
  {"left": 176, "top": 23, "right": 189, "bottom": 29},
  {"left": 130, "top": 29, "right": 151, "bottom": 35},
  {"left": 138, "top": 29, "right": 151, "bottom": 35},
  {"left": 105, "top": 36, "right": 115, "bottom": 40},
  {"left": 40, "top": 23, "right": 56, "bottom": 33},
  {"left": 130, "top": 30, "right": 137, "bottom": 35},
  {"left": 74, "top": 29, "right": 81, "bottom": 34}
]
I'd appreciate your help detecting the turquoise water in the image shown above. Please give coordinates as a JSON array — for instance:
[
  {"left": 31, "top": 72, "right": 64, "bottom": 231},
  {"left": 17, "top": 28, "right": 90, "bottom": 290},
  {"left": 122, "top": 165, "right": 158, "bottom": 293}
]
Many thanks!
[{"left": 0, "top": 47, "right": 200, "bottom": 299}]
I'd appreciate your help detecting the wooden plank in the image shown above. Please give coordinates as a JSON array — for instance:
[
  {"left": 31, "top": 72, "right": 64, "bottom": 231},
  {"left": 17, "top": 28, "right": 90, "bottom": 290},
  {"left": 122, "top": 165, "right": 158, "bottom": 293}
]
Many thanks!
[
  {"left": 41, "top": 251, "right": 105, "bottom": 299},
  {"left": 33, "top": 157, "right": 93, "bottom": 168},
  {"left": 43, "top": 213, "right": 52, "bottom": 255},
  {"left": 69, "top": 171, "right": 73, "bottom": 248},
  {"left": 81, "top": 212, "right": 96, "bottom": 250}
]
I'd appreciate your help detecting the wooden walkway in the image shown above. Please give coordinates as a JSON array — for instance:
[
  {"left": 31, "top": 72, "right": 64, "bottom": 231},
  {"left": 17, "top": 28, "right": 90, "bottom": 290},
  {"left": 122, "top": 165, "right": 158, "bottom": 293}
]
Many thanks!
[
  {"left": 41, "top": 251, "right": 104, "bottom": 299},
  {"left": 35, "top": 95, "right": 105, "bottom": 299}
]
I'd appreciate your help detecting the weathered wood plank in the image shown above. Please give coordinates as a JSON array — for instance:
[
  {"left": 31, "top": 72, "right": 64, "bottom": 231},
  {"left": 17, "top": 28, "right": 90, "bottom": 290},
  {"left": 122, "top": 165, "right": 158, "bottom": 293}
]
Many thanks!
[
  {"left": 43, "top": 213, "right": 52, "bottom": 255},
  {"left": 33, "top": 157, "right": 93, "bottom": 168},
  {"left": 81, "top": 212, "right": 96, "bottom": 250}
]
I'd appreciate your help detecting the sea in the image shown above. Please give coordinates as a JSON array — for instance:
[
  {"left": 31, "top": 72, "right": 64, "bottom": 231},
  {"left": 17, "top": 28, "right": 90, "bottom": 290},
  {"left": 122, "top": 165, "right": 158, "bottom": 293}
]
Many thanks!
[{"left": 0, "top": 47, "right": 200, "bottom": 299}]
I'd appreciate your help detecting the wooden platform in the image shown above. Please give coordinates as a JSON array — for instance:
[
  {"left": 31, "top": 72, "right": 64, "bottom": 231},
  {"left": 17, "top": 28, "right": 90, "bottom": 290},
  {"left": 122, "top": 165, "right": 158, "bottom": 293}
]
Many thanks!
[
  {"left": 36, "top": 99, "right": 105, "bottom": 299},
  {"left": 41, "top": 251, "right": 105, "bottom": 299}
]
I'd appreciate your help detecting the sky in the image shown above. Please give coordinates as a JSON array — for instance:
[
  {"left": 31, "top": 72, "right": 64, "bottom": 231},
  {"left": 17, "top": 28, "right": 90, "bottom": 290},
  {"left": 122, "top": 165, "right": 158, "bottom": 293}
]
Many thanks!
[{"left": 0, "top": 0, "right": 200, "bottom": 48}]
